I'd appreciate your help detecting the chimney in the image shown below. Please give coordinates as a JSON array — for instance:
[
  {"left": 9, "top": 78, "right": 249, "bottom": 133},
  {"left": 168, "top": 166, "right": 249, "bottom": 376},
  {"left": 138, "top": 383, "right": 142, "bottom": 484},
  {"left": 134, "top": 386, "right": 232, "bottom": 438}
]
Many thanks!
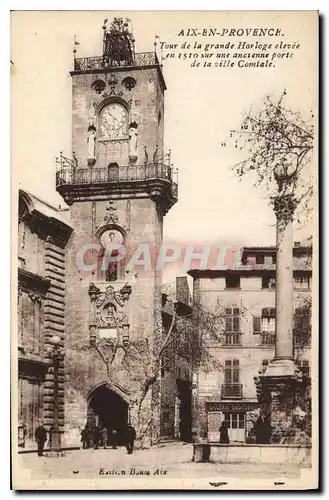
[{"left": 176, "top": 276, "right": 190, "bottom": 305}]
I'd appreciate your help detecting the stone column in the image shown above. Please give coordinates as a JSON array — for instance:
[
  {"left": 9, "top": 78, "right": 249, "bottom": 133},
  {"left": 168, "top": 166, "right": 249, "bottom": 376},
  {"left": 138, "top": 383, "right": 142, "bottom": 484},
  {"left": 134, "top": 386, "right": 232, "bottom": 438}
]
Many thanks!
[
  {"left": 265, "top": 194, "right": 296, "bottom": 378},
  {"left": 256, "top": 194, "right": 299, "bottom": 443}
]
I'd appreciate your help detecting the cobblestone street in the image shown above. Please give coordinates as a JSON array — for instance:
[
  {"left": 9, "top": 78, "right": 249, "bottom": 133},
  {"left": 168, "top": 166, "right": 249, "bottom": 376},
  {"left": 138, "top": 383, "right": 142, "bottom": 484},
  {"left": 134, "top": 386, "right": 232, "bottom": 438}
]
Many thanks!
[{"left": 17, "top": 443, "right": 310, "bottom": 489}]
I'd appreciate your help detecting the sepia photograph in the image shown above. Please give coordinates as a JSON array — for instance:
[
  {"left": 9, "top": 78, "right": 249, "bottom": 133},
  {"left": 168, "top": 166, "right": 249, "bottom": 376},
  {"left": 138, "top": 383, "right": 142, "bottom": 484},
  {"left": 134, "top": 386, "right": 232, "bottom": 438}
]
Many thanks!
[{"left": 11, "top": 10, "right": 318, "bottom": 490}]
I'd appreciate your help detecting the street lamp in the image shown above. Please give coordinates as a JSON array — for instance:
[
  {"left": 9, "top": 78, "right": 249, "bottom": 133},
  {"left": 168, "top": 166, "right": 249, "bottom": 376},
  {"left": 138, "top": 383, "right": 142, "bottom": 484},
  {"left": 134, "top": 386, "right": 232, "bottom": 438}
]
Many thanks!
[{"left": 46, "top": 335, "right": 65, "bottom": 454}]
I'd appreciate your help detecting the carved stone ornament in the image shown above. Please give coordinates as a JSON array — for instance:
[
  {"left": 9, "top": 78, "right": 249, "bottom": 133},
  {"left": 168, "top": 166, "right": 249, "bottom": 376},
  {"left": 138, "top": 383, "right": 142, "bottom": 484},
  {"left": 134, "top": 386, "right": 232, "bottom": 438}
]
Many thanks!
[
  {"left": 104, "top": 201, "right": 119, "bottom": 224},
  {"left": 108, "top": 73, "right": 118, "bottom": 86},
  {"left": 94, "top": 285, "right": 126, "bottom": 327}
]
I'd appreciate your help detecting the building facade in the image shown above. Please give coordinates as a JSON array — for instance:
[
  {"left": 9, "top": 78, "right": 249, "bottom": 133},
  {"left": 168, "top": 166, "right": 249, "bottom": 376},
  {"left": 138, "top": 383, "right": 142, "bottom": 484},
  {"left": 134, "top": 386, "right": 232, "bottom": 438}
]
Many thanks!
[
  {"left": 189, "top": 242, "right": 312, "bottom": 443},
  {"left": 54, "top": 20, "right": 178, "bottom": 446},
  {"left": 17, "top": 190, "right": 72, "bottom": 448},
  {"left": 161, "top": 277, "right": 193, "bottom": 442}
]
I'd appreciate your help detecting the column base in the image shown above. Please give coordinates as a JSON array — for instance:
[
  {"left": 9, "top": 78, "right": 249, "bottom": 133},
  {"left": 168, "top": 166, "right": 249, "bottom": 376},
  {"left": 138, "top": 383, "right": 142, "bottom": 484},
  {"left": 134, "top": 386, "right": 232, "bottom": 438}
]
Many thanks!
[
  {"left": 263, "top": 358, "right": 296, "bottom": 378},
  {"left": 255, "top": 362, "right": 310, "bottom": 444}
]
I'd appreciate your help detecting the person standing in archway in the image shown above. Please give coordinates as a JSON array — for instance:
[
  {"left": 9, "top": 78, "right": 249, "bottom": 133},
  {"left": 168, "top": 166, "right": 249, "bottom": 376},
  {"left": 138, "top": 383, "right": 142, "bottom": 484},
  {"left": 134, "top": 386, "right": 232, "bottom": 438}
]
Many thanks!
[
  {"left": 81, "top": 425, "right": 90, "bottom": 449},
  {"left": 125, "top": 424, "right": 136, "bottom": 454},
  {"left": 101, "top": 426, "right": 108, "bottom": 449},
  {"left": 93, "top": 425, "right": 101, "bottom": 450},
  {"left": 111, "top": 429, "right": 117, "bottom": 449}
]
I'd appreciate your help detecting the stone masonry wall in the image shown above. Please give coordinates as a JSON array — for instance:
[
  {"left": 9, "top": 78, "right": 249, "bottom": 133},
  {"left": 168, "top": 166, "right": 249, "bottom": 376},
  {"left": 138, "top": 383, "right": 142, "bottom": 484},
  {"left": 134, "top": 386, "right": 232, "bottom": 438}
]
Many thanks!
[{"left": 64, "top": 196, "right": 163, "bottom": 446}]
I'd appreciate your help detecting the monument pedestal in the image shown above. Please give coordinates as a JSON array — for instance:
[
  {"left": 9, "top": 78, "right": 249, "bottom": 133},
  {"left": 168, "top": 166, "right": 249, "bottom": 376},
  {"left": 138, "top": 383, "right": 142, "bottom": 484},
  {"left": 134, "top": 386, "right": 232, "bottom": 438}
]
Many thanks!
[{"left": 256, "top": 359, "right": 307, "bottom": 443}]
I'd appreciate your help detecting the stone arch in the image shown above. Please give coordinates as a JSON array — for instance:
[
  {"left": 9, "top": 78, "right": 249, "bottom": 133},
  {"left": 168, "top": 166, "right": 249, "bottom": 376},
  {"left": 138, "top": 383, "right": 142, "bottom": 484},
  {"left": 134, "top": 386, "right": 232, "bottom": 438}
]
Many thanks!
[
  {"left": 87, "top": 380, "right": 130, "bottom": 404},
  {"left": 86, "top": 381, "right": 130, "bottom": 445},
  {"left": 96, "top": 95, "right": 130, "bottom": 115},
  {"left": 95, "top": 223, "right": 126, "bottom": 241}
]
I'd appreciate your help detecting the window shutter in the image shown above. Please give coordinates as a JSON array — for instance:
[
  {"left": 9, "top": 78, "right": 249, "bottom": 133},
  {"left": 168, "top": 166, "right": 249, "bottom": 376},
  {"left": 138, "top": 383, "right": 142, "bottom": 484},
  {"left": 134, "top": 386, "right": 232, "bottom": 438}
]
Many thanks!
[
  {"left": 233, "top": 367, "right": 240, "bottom": 383},
  {"left": 232, "top": 359, "right": 239, "bottom": 383},
  {"left": 224, "top": 359, "right": 232, "bottom": 383},
  {"left": 233, "top": 316, "right": 239, "bottom": 332},
  {"left": 225, "top": 316, "right": 231, "bottom": 332},
  {"left": 253, "top": 316, "right": 261, "bottom": 334}
]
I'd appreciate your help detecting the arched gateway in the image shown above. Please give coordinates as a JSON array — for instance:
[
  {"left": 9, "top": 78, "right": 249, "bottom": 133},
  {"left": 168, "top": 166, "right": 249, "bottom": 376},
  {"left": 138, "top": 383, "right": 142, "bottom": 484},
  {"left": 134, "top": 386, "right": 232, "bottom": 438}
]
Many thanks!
[{"left": 87, "top": 383, "right": 129, "bottom": 445}]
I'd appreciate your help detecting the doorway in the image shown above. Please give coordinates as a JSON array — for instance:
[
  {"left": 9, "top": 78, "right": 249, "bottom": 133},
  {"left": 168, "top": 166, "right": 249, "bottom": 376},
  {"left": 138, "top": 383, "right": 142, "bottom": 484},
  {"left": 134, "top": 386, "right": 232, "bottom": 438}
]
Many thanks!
[
  {"left": 177, "top": 379, "right": 192, "bottom": 442},
  {"left": 87, "top": 384, "right": 129, "bottom": 445},
  {"left": 223, "top": 411, "right": 246, "bottom": 442}
]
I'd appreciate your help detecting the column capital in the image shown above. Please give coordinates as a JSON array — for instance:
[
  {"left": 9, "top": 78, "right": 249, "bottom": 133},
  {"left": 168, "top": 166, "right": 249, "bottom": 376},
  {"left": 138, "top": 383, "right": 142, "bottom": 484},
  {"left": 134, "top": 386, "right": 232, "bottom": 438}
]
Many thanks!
[{"left": 272, "top": 193, "right": 297, "bottom": 225}]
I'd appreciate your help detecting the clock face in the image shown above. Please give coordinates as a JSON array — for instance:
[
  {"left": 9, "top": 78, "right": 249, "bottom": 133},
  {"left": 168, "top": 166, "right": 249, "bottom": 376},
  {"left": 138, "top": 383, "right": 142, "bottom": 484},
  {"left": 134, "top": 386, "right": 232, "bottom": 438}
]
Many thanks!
[{"left": 99, "top": 104, "right": 127, "bottom": 139}]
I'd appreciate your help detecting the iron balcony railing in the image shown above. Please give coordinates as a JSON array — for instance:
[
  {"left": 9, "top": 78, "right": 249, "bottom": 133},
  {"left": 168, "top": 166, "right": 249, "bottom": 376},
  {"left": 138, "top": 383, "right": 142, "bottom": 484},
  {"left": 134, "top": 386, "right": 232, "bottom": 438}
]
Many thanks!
[
  {"left": 294, "top": 333, "right": 311, "bottom": 347},
  {"left": 221, "top": 384, "right": 243, "bottom": 399},
  {"left": 223, "top": 333, "right": 242, "bottom": 345},
  {"left": 74, "top": 51, "right": 160, "bottom": 71},
  {"left": 261, "top": 332, "right": 276, "bottom": 345},
  {"left": 56, "top": 163, "right": 178, "bottom": 198}
]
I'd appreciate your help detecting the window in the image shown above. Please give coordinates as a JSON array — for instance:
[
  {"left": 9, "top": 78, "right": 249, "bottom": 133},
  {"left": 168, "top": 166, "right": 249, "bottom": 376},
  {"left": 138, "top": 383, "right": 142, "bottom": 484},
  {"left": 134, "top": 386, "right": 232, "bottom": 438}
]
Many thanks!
[
  {"left": 294, "top": 276, "right": 311, "bottom": 289},
  {"left": 122, "top": 76, "right": 136, "bottom": 91},
  {"left": 261, "top": 358, "right": 273, "bottom": 373},
  {"left": 256, "top": 255, "right": 264, "bottom": 264},
  {"left": 253, "top": 308, "right": 276, "bottom": 344},
  {"left": 262, "top": 276, "right": 276, "bottom": 289},
  {"left": 296, "top": 360, "right": 310, "bottom": 377},
  {"left": 222, "top": 360, "right": 242, "bottom": 397},
  {"left": 225, "top": 276, "right": 240, "bottom": 289},
  {"left": 294, "top": 307, "right": 311, "bottom": 345},
  {"left": 261, "top": 308, "right": 276, "bottom": 333},
  {"left": 224, "top": 412, "right": 245, "bottom": 429},
  {"left": 91, "top": 79, "right": 106, "bottom": 94},
  {"left": 225, "top": 308, "right": 240, "bottom": 332},
  {"left": 224, "top": 308, "right": 241, "bottom": 345},
  {"left": 224, "top": 359, "right": 240, "bottom": 384}
]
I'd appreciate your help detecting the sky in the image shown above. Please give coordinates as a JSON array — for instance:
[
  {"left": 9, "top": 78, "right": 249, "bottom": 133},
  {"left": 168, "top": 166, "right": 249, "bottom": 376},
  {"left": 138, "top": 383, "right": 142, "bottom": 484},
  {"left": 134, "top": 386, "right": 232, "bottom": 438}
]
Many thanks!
[{"left": 11, "top": 11, "right": 317, "bottom": 284}]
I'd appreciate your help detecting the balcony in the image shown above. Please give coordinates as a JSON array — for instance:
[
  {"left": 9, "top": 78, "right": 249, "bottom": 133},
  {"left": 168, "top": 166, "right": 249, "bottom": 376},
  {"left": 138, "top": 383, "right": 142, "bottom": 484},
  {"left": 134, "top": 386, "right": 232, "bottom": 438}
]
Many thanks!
[
  {"left": 56, "top": 162, "right": 178, "bottom": 213},
  {"left": 261, "top": 333, "right": 276, "bottom": 346},
  {"left": 74, "top": 51, "right": 160, "bottom": 72},
  {"left": 221, "top": 384, "right": 243, "bottom": 399},
  {"left": 223, "top": 333, "right": 242, "bottom": 345},
  {"left": 294, "top": 334, "right": 311, "bottom": 347}
]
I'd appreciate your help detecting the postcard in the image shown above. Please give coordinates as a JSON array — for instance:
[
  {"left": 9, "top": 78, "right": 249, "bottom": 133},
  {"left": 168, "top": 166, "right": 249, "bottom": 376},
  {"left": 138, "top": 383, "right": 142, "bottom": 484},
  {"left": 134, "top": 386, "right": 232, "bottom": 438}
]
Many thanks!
[{"left": 11, "top": 10, "right": 318, "bottom": 490}]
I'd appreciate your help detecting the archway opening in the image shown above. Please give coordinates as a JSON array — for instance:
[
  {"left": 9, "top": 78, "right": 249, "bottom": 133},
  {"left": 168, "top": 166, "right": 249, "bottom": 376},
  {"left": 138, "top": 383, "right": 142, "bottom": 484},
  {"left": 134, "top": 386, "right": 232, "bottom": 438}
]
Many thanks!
[{"left": 87, "top": 385, "right": 129, "bottom": 445}]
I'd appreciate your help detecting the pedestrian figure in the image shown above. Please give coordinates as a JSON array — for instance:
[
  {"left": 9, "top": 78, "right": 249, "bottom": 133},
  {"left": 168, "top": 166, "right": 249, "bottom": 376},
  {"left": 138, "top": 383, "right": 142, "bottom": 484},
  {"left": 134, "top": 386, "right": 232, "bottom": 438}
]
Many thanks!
[
  {"left": 81, "top": 426, "right": 90, "bottom": 449},
  {"left": 219, "top": 421, "right": 230, "bottom": 444},
  {"left": 101, "top": 426, "right": 108, "bottom": 449},
  {"left": 111, "top": 429, "right": 117, "bottom": 449},
  {"left": 255, "top": 415, "right": 271, "bottom": 444},
  {"left": 93, "top": 425, "right": 101, "bottom": 450},
  {"left": 35, "top": 422, "right": 47, "bottom": 457},
  {"left": 125, "top": 424, "right": 136, "bottom": 454}
]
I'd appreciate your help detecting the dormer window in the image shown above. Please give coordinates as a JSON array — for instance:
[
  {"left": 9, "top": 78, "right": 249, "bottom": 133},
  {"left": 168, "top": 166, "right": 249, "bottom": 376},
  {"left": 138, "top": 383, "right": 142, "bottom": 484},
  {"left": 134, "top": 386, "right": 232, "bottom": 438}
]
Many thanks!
[
  {"left": 256, "top": 255, "right": 265, "bottom": 264},
  {"left": 225, "top": 276, "right": 240, "bottom": 289},
  {"left": 262, "top": 276, "right": 276, "bottom": 289}
]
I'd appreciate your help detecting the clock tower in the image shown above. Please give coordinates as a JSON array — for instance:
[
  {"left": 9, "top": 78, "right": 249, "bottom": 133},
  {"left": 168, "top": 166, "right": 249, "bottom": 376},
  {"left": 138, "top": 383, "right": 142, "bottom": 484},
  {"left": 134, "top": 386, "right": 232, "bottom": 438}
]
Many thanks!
[{"left": 56, "top": 18, "right": 178, "bottom": 446}]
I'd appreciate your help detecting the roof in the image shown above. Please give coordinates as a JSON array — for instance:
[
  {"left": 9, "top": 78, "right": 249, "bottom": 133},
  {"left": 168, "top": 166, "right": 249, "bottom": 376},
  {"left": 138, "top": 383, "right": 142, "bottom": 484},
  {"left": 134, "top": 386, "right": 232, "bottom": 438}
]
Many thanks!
[
  {"left": 19, "top": 189, "right": 71, "bottom": 227},
  {"left": 187, "top": 242, "right": 313, "bottom": 278}
]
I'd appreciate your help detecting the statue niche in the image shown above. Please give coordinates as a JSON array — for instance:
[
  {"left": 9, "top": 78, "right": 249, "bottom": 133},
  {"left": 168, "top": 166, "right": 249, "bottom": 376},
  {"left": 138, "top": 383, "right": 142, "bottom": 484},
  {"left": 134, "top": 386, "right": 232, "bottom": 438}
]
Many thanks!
[
  {"left": 87, "top": 101, "right": 97, "bottom": 166},
  {"left": 98, "top": 227, "right": 125, "bottom": 282},
  {"left": 128, "top": 122, "right": 138, "bottom": 164}
]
